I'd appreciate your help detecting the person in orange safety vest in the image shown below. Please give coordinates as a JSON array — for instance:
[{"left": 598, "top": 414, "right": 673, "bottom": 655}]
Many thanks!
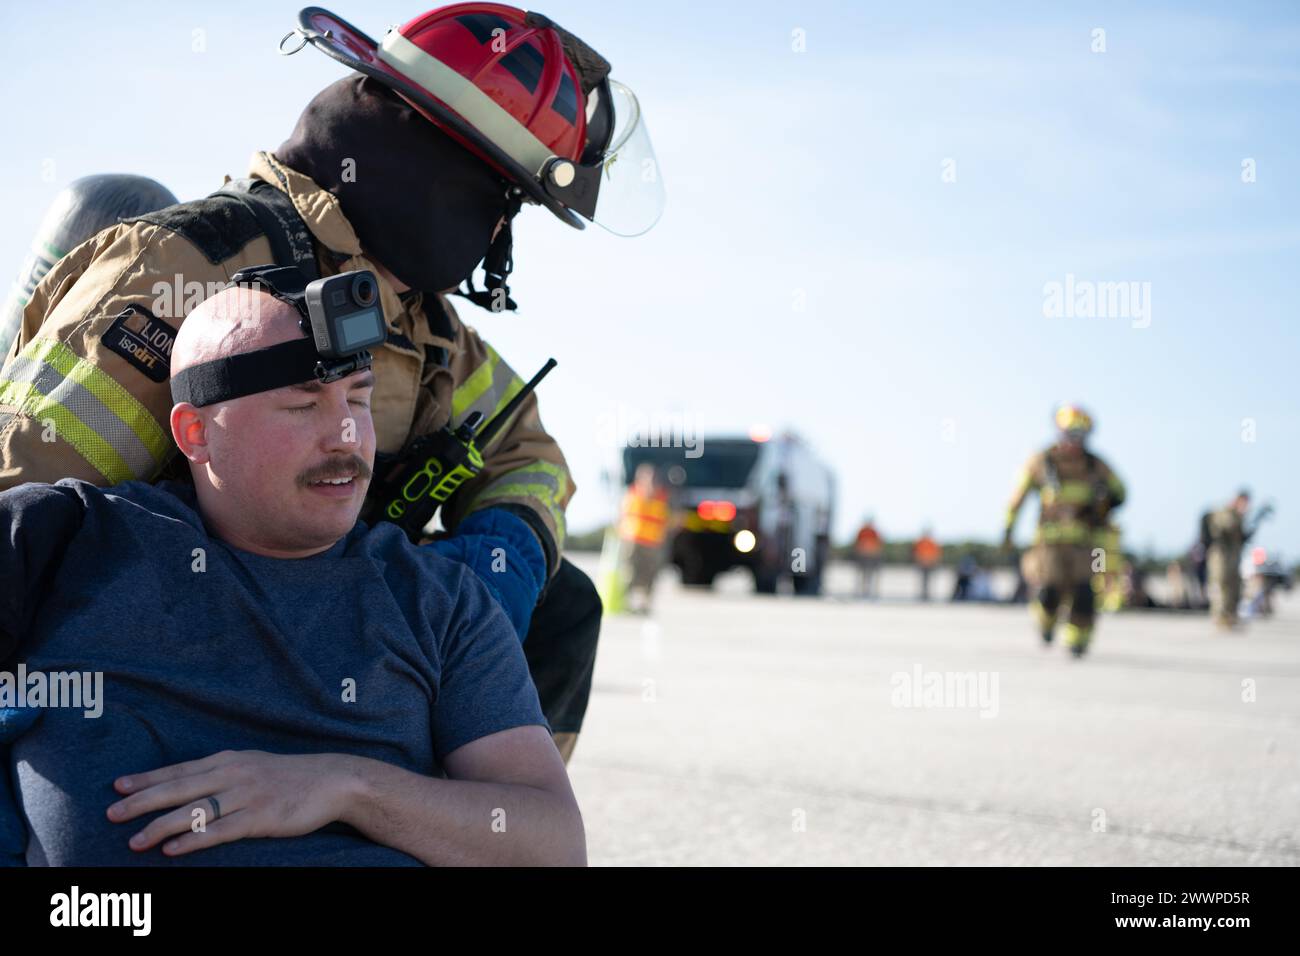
[
  {"left": 854, "top": 517, "right": 884, "bottom": 598},
  {"left": 619, "top": 463, "right": 671, "bottom": 613},
  {"left": 913, "top": 530, "right": 942, "bottom": 602}
]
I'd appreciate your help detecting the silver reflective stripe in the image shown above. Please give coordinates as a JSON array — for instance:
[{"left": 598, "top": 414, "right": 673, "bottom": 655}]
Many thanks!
[{"left": 4, "top": 353, "right": 159, "bottom": 480}]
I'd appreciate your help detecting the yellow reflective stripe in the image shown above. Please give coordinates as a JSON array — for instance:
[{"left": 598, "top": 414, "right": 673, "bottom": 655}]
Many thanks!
[
  {"left": 1053, "top": 480, "right": 1095, "bottom": 505},
  {"left": 470, "top": 460, "right": 569, "bottom": 543},
  {"left": 1062, "top": 623, "right": 1091, "bottom": 648},
  {"left": 453, "top": 344, "right": 525, "bottom": 428},
  {"left": 481, "top": 376, "right": 524, "bottom": 440},
  {"left": 0, "top": 381, "right": 133, "bottom": 482},
  {"left": 476, "top": 482, "right": 566, "bottom": 541},
  {"left": 452, "top": 347, "right": 499, "bottom": 418},
  {"left": 1035, "top": 522, "right": 1091, "bottom": 544},
  {"left": 27, "top": 338, "right": 171, "bottom": 466},
  {"left": 1093, "top": 527, "right": 1121, "bottom": 549},
  {"left": 475, "top": 465, "right": 564, "bottom": 499}
]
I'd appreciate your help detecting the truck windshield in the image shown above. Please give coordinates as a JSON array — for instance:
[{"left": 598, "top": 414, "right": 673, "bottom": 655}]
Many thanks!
[{"left": 622, "top": 442, "right": 760, "bottom": 489}]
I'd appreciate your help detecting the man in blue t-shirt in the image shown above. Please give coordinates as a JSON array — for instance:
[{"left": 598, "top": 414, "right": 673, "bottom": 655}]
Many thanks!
[{"left": 0, "top": 283, "right": 584, "bottom": 866}]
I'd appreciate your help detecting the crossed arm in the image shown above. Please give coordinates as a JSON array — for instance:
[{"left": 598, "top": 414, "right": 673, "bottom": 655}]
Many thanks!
[{"left": 105, "top": 724, "right": 586, "bottom": 866}]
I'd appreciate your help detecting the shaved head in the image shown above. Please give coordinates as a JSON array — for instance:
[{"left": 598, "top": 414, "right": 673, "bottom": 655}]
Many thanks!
[
  {"left": 169, "top": 284, "right": 377, "bottom": 558},
  {"left": 172, "top": 285, "right": 302, "bottom": 375}
]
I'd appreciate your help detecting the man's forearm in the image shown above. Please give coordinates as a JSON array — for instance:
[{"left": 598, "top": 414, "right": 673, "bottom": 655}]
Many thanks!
[{"left": 336, "top": 755, "right": 586, "bottom": 866}]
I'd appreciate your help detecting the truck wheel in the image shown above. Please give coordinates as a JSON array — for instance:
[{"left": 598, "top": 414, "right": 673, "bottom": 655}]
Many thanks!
[
  {"left": 680, "top": 555, "right": 716, "bottom": 588},
  {"left": 792, "top": 572, "right": 822, "bottom": 597},
  {"left": 681, "top": 566, "right": 716, "bottom": 587}
]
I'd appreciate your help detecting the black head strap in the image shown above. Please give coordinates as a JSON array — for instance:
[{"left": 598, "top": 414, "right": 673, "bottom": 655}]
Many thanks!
[
  {"left": 171, "top": 337, "right": 352, "bottom": 407},
  {"left": 169, "top": 265, "right": 373, "bottom": 407}
]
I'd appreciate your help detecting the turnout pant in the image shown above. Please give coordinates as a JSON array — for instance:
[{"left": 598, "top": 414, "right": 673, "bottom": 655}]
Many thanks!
[
  {"left": 525, "top": 558, "right": 602, "bottom": 761},
  {"left": 1023, "top": 543, "right": 1097, "bottom": 649},
  {"left": 1206, "top": 546, "right": 1242, "bottom": 625}
]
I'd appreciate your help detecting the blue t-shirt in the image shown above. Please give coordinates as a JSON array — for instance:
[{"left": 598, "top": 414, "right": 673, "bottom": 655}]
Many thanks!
[{"left": 0, "top": 478, "right": 547, "bottom": 866}]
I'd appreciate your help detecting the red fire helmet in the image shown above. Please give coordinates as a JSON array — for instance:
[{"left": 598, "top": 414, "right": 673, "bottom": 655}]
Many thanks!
[{"left": 281, "top": 4, "right": 664, "bottom": 236}]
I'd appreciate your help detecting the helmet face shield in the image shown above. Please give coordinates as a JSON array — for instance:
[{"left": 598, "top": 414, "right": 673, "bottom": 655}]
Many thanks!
[{"left": 590, "top": 80, "right": 665, "bottom": 236}]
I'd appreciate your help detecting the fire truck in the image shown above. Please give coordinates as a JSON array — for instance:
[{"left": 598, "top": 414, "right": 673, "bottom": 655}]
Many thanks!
[{"left": 619, "top": 431, "right": 835, "bottom": 595}]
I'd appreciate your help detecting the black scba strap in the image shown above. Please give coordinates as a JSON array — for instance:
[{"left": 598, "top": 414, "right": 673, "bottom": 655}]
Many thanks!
[
  {"left": 170, "top": 265, "right": 374, "bottom": 408},
  {"left": 215, "top": 178, "right": 322, "bottom": 281}
]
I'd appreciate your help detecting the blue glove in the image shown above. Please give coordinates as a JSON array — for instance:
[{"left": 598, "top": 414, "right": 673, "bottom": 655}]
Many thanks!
[
  {"left": 0, "top": 706, "right": 39, "bottom": 866},
  {"left": 426, "top": 508, "right": 547, "bottom": 641}
]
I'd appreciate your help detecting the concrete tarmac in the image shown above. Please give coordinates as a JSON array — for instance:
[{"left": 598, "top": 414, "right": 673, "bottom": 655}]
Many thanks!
[{"left": 564, "top": 558, "right": 1300, "bottom": 866}]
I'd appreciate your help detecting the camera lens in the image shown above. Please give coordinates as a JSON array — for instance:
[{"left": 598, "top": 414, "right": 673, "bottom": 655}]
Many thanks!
[{"left": 351, "top": 273, "right": 378, "bottom": 307}]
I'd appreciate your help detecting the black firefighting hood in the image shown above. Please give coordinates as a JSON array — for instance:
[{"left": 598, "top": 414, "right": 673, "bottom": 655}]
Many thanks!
[{"left": 275, "top": 75, "right": 510, "bottom": 296}]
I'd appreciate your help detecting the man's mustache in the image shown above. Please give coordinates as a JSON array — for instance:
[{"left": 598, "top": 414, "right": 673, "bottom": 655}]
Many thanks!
[{"left": 298, "top": 454, "right": 373, "bottom": 486}]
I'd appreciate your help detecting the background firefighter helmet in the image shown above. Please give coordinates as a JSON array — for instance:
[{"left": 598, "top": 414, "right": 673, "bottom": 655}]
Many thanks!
[
  {"left": 1054, "top": 403, "right": 1094, "bottom": 439},
  {"left": 284, "top": 4, "right": 665, "bottom": 237}
]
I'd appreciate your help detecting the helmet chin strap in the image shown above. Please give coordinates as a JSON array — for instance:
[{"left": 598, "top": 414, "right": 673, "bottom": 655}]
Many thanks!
[{"left": 455, "top": 189, "right": 525, "bottom": 313}]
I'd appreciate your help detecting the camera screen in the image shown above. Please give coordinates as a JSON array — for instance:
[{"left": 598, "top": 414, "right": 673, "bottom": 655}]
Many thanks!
[{"left": 337, "top": 308, "right": 383, "bottom": 350}]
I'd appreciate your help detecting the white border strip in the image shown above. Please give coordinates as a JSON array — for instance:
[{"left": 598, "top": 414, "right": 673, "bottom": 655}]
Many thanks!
[{"left": 378, "top": 30, "right": 556, "bottom": 177}]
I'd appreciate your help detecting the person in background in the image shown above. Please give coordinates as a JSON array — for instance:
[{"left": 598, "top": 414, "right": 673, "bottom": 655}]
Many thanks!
[
  {"left": 1121, "top": 562, "right": 1157, "bottom": 609},
  {"left": 1244, "top": 549, "right": 1290, "bottom": 619},
  {"left": 1003, "top": 404, "right": 1125, "bottom": 657},
  {"left": 1205, "top": 490, "right": 1258, "bottom": 630},
  {"left": 619, "top": 464, "right": 671, "bottom": 614},
  {"left": 854, "top": 517, "right": 884, "bottom": 598},
  {"left": 951, "top": 553, "right": 977, "bottom": 601},
  {"left": 913, "top": 530, "right": 942, "bottom": 602}
]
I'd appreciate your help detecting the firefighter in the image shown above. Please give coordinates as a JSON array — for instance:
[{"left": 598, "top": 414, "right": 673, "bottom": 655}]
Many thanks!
[
  {"left": 618, "top": 463, "right": 671, "bottom": 614},
  {"left": 0, "top": 4, "right": 665, "bottom": 764},
  {"left": 1003, "top": 404, "right": 1126, "bottom": 657}
]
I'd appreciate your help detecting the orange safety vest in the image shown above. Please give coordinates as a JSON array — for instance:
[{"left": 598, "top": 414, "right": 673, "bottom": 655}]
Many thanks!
[
  {"left": 619, "top": 489, "right": 670, "bottom": 546},
  {"left": 913, "top": 537, "right": 941, "bottom": 567},
  {"left": 855, "top": 526, "right": 882, "bottom": 556}
]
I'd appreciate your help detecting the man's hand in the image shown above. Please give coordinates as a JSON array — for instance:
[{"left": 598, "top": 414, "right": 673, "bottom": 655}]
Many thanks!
[{"left": 106, "top": 750, "right": 359, "bottom": 857}]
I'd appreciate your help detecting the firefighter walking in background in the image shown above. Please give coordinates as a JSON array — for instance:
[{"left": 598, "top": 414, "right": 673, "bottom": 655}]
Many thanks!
[
  {"left": 619, "top": 463, "right": 671, "bottom": 614},
  {"left": 1003, "top": 404, "right": 1126, "bottom": 657}
]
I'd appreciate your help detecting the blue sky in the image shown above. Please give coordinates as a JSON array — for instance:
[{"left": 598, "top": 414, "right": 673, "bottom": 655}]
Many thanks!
[{"left": 2, "top": 1, "right": 1297, "bottom": 557}]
